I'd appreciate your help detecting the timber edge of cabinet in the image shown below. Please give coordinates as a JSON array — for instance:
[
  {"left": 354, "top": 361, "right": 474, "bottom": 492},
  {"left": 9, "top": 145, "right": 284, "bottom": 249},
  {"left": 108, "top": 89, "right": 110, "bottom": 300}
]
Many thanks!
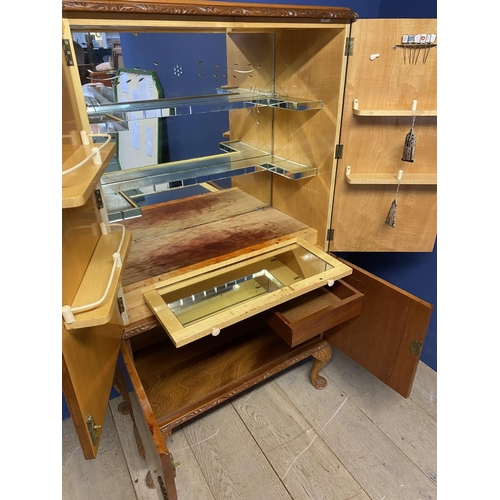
[{"left": 62, "top": 2, "right": 435, "bottom": 499}]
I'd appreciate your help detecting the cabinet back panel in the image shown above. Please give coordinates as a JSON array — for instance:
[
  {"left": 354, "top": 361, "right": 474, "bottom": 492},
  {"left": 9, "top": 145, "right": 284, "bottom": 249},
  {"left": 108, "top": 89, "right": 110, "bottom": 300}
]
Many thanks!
[
  {"left": 272, "top": 27, "right": 348, "bottom": 248},
  {"left": 227, "top": 32, "right": 275, "bottom": 203}
]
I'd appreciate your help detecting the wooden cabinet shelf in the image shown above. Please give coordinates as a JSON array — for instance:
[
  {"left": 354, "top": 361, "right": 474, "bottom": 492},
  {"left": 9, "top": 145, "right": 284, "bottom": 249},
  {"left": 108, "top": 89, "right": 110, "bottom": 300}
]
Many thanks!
[
  {"left": 129, "top": 324, "right": 331, "bottom": 437},
  {"left": 63, "top": 229, "right": 132, "bottom": 330},
  {"left": 62, "top": 142, "right": 116, "bottom": 208},
  {"left": 352, "top": 99, "right": 437, "bottom": 117},
  {"left": 345, "top": 166, "right": 437, "bottom": 186}
]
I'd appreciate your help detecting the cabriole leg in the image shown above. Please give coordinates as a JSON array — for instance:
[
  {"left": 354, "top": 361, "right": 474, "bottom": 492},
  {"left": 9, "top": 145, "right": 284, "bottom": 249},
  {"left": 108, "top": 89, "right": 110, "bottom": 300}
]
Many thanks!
[{"left": 310, "top": 344, "right": 332, "bottom": 389}]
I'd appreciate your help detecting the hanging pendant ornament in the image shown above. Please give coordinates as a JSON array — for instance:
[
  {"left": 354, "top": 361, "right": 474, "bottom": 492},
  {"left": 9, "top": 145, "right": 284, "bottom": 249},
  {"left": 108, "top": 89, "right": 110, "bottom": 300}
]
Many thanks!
[
  {"left": 385, "top": 170, "right": 403, "bottom": 228},
  {"left": 402, "top": 100, "right": 417, "bottom": 162}
]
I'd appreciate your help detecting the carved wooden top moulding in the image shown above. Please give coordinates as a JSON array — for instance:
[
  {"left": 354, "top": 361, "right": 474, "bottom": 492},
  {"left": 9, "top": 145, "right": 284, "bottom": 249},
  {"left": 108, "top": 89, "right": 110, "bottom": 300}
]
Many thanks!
[{"left": 62, "top": 0, "right": 358, "bottom": 20}]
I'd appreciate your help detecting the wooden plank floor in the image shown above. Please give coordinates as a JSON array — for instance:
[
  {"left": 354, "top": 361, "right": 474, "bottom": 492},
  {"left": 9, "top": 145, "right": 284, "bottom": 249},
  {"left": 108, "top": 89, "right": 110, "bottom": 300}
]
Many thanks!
[{"left": 62, "top": 348, "right": 437, "bottom": 500}]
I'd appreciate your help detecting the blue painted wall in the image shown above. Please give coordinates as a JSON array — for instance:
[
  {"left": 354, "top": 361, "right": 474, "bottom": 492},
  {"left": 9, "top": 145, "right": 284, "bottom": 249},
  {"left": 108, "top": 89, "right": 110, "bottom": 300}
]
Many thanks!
[
  {"left": 379, "top": 0, "right": 436, "bottom": 18},
  {"left": 119, "top": 32, "right": 229, "bottom": 162},
  {"left": 63, "top": 0, "right": 437, "bottom": 420}
]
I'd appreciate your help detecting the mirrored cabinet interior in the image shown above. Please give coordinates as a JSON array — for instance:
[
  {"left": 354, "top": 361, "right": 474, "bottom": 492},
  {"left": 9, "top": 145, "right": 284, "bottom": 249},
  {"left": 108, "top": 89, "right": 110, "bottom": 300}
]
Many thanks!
[{"left": 62, "top": 2, "right": 436, "bottom": 498}]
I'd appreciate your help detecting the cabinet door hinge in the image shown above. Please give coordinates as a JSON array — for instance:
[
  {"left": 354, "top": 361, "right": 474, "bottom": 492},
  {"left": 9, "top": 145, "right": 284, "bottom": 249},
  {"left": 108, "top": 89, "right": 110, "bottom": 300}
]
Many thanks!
[
  {"left": 117, "top": 296, "right": 125, "bottom": 314},
  {"left": 335, "top": 145, "right": 343, "bottom": 159},
  {"left": 62, "top": 39, "right": 74, "bottom": 66},
  {"left": 410, "top": 339, "right": 423, "bottom": 357},
  {"left": 94, "top": 189, "right": 104, "bottom": 210},
  {"left": 86, "top": 415, "right": 101, "bottom": 446},
  {"left": 157, "top": 475, "right": 170, "bottom": 500},
  {"left": 345, "top": 37, "right": 354, "bottom": 56},
  {"left": 326, "top": 229, "right": 334, "bottom": 241}
]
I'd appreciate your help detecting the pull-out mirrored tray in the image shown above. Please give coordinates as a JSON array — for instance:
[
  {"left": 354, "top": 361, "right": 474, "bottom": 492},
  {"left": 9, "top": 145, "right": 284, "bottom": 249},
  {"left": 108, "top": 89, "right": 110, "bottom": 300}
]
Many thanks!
[{"left": 144, "top": 239, "right": 351, "bottom": 347}]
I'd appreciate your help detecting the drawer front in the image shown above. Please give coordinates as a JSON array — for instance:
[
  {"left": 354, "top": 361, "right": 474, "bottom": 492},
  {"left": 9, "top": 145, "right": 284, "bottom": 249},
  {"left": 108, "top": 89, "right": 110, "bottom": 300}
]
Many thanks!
[
  {"left": 266, "top": 279, "right": 363, "bottom": 347},
  {"left": 143, "top": 239, "right": 352, "bottom": 347}
]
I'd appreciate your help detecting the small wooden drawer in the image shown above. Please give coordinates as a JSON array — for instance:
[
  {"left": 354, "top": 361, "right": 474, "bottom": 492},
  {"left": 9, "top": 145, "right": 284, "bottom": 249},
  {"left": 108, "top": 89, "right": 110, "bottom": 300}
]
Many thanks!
[{"left": 266, "top": 279, "right": 363, "bottom": 347}]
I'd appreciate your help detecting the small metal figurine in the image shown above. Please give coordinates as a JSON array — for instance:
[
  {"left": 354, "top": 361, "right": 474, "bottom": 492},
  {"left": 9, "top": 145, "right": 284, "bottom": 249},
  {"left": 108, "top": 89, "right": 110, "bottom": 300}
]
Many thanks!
[
  {"left": 385, "top": 170, "right": 403, "bottom": 228},
  {"left": 385, "top": 199, "right": 398, "bottom": 228},
  {"left": 402, "top": 101, "right": 417, "bottom": 162}
]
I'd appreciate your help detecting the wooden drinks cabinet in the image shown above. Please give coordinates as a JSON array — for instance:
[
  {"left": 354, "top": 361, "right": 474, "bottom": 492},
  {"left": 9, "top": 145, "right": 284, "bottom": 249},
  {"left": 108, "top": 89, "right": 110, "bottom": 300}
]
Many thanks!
[{"left": 62, "top": 2, "right": 436, "bottom": 498}]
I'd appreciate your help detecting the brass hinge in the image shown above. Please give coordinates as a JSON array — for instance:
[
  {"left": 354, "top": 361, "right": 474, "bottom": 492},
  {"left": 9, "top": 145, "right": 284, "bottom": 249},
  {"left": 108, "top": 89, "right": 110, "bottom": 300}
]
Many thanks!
[
  {"left": 157, "top": 476, "right": 170, "bottom": 500},
  {"left": 62, "top": 39, "right": 74, "bottom": 66},
  {"left": 335, "top": 145, "right": 343, "bottom": 159},
  {"left": 117, "top": 296, "right": 125, "bottom": 314},
  {"left": 86, "top": 415, "right": 101, "bottom": 446},
  {"left": 94, "top": 189, "right": 104, "bottom": 210},
  {"left": 345, "top": 37, "right": 354, "bottom": 56},
  {"left": 410, "top": 339, "right": 423, "bottom": 357},
  {"left": 326, "top": 229, "right": 334, "bottom": 241}
]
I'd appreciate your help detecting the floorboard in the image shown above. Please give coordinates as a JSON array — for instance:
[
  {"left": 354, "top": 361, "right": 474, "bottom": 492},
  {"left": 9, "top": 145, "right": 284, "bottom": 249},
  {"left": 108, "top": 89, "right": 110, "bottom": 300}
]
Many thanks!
[
  {"left": 109, "top": 397, "right": 158, "bottom": 500},
  {"left": 165, "top": 426, "right": 217, "bottom": 500},
  {"left": 323, "top": 349, "right": 437, "bottom": 485},
  {"left": 274, "top": 357, "right": 437, "bottom": 500},
  {"left": 62, "top": 407, "right": 138, "bottom": 500},
  {"left": 178, "top": 402, "right": 292, "bottom": 500},
  {"left": 62, "top": 354, "right": 437, "bottom": 500},
  {"left": 232, "top": 380, "right": 370, "bottom": 500},
  {"left": 408, "top": 361, "right": 438, "bottom": 420}
]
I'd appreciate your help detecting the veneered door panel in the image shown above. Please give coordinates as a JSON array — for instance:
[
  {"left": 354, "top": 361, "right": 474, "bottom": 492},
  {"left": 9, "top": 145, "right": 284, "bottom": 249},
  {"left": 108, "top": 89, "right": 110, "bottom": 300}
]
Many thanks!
[
  {"left": 330, "top": 19, "right": 437, "bottom": 252},
  {"left": 62, "top": 303, "right": 123, "bottom": 459},
  {"left": 324, "top": 257, "right": 433, "bottom": 397}
]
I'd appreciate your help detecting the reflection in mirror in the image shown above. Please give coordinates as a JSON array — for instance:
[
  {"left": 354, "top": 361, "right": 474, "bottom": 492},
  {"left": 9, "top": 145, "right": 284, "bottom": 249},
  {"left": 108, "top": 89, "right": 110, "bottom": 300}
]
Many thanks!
[
  {"left": 72, "top": 30, "right": 278, "bottom": 216},
  {"left": 70, "top": 28, "right": 321, "bottom": 220},
  {"left": 76, "top": 32, "right": 234, "bottom": 163}
]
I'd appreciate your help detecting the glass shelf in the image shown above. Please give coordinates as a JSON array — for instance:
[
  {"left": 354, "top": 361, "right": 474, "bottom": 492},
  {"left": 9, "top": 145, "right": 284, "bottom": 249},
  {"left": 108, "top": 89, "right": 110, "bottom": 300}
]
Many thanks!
[
  {"left": 105, "top": 191, "right": 143, "bottom": 222},
  {"left": 101, "top": 141, "right": 317, "bottom": 200},
  {"left": 87, "top": 88, "right": 323, "bottom": 130}
]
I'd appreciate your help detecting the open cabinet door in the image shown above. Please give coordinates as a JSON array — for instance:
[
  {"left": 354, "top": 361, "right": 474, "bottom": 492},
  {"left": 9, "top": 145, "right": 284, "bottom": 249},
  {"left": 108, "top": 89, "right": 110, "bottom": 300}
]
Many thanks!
[
  {"left": 117, "top": 345, "right": 178, "bottom": 500},
  {"left": 62, "top": 31, "right": 126, "bottom": 458},
  {"left": 324, "top": 257, "right": 433, "bottom": 397},
  {"left": 330, "top": 19, "right": 437, "bottom": 252},
  {"left": 62, "top": 304, "right": 123, "bottom": 459}
]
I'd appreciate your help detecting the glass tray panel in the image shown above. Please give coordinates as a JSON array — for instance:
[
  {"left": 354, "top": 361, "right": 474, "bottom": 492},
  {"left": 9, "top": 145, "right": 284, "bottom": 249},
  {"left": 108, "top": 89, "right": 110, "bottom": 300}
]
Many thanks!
[
  {"left": 156, "top": 246, "right": 333, "bottom": 327},
  {"left": 143, "top": 240, "right": 352, "bottom": 347},
  {"left": 165, "top": 269, "right": 281, "bottom": 326}
]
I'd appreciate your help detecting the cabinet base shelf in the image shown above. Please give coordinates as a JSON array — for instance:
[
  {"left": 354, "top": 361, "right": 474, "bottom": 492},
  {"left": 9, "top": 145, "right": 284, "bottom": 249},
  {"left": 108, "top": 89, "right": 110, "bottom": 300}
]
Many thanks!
[{"left": 132, "top": 325, "right": 330, "bottom": 437}]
